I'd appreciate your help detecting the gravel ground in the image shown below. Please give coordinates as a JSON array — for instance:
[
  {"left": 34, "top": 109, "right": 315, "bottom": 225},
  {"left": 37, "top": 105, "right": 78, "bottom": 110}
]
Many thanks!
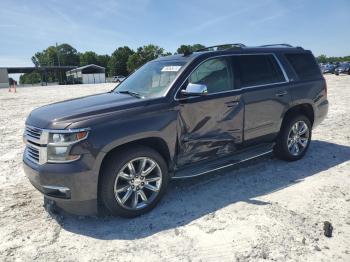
[{"left": 0, "top": 76, "right": 349, "bottom": 262}]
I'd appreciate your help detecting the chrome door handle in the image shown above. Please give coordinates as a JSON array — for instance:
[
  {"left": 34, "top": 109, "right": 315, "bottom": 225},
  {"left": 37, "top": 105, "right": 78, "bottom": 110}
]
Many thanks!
[
  {"left": 275, "top": 91, "right": 288, "bottom": 97},
  {"left": 226, "top": 101, "right": 239, "bottom": 107}
]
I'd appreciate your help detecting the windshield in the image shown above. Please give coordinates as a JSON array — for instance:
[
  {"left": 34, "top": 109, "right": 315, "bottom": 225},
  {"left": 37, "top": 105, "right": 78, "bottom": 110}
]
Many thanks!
[{"left": 115, "top": 61, "right": 186, "bottom": 98}]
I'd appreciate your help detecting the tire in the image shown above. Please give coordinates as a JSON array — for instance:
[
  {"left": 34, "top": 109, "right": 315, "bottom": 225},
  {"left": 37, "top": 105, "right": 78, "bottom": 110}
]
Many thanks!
[
  {"left": 274, "top": 115, "right": 312, "bottom": 161},
  {"left": 100, "top": 145, "right": 169, "bottom": 218}
]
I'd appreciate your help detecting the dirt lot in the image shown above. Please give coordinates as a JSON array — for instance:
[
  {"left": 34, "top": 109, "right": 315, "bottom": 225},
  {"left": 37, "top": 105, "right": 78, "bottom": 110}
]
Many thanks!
[{"left": 0, "top": 76, "right": 349, "bottom": 262}]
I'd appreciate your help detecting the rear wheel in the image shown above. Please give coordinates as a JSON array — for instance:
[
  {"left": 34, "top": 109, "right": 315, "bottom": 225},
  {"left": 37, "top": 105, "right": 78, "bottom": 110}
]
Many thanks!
[
  {"left": 100, "top": 146, "right": 169, "bottom": 217},
  {"left": 274, "top": 115, "right": 312, "bottom": 161}
]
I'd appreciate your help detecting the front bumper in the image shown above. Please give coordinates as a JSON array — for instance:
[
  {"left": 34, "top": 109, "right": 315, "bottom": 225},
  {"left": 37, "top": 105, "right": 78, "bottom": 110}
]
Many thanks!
[{"left": 23, "top": 154, "right": 99, "bottom": 215}]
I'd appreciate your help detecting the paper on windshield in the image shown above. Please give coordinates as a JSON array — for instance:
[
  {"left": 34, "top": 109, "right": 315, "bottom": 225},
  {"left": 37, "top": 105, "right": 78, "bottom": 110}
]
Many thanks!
[{"left": 161, "top": 66, "right": 182, "bottom": 72}]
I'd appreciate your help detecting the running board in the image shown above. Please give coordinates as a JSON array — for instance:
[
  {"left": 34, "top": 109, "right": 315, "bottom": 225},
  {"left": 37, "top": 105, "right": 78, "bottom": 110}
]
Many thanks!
[{"left": 172, "top": 143, "right": 274, "bottom": 179}]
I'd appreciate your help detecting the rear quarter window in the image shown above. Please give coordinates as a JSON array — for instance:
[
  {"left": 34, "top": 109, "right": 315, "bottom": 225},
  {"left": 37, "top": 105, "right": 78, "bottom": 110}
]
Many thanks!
[
  {"left": 285, "top": 53, "right": 321, "bottom": 81},
  {"left": 237, "top": 54, "right": 285, "bottom": 88}
]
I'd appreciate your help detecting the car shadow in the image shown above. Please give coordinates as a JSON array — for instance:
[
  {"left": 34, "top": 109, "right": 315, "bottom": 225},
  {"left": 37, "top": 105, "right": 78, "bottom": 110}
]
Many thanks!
[{"left": 57, "top": 140, "right": 350, "bottom": 240}]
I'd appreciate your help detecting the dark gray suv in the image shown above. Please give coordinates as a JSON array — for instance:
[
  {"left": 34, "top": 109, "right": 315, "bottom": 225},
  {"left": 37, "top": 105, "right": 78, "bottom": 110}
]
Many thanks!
[{"left": 23, "top": 44, "right": 328, "bottom": 217}]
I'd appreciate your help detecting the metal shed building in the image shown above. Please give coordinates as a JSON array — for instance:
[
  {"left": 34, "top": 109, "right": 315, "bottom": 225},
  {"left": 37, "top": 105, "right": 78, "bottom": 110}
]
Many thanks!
[
  {"left": 66, "top": 64, "right": 106, "bottom": 84},
  {"left": 0, "top": 68, "right": 9, "bottom": 88}
]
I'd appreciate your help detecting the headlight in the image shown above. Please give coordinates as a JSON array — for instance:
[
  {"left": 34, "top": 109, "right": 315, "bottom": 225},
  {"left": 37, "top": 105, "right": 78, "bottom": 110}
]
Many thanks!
[
  {"left": 49, "top": 131, "right": 88, "bottom": 144},
  {"left": 47, "top": 130, "right": 89, "bottom": 163}
]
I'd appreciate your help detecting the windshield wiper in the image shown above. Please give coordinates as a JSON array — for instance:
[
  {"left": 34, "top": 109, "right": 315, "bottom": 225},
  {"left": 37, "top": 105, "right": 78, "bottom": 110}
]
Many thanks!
[{"left": 117, "top": 90, "right": 144, "bottom": 99}]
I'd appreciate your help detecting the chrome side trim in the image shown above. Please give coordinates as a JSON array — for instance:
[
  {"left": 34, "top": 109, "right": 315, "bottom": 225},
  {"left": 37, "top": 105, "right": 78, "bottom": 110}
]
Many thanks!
[
  {"left": 173, "top": 53, "right": 289, "bottom": 101},
  {"left": 172, "top": 150, "right": 273, "bottom": 179},
  {"left": 42, "top": 185, "right": 70, "bottom": 193},
  {"left": 274, "top": 53, "right": 289, "bottom": 82},
  {"left": 47, "top": 155, "right": 81, "bottom": 164}
]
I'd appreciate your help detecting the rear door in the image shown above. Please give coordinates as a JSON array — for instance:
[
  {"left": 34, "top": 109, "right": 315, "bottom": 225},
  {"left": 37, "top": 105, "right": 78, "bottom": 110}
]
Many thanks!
[{"left": 236, "top": 54, "right": 291, "bottom": 142}]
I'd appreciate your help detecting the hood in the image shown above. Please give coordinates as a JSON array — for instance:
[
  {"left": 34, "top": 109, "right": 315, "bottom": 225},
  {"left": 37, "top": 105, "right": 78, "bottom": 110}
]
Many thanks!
[{"left": 26, "top": 92, "right": 143, "bottom": 129}]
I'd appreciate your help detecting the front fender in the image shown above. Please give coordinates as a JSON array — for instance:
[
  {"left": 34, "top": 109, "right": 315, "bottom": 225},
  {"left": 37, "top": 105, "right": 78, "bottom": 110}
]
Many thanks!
[{"left": 89, "top": 108, "right": 178, "bottom": 177}]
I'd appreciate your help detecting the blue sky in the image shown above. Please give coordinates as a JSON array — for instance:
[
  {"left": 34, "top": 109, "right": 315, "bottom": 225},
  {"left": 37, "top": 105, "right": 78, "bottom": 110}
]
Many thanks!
[{"left": 1, "top": 0, "right": 349, "bottom": 67}]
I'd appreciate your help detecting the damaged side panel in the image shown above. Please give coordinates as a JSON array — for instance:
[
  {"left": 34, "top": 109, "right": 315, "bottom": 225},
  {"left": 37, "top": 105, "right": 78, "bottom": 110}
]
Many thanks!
[{"left": 176, "top": 93, "right": 244, "bottom": 167}]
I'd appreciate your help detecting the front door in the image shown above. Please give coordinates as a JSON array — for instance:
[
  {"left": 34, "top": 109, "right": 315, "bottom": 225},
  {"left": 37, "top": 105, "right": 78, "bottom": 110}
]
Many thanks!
[{"left": 176, "top": 57, "right": 244, "bottom": 166}]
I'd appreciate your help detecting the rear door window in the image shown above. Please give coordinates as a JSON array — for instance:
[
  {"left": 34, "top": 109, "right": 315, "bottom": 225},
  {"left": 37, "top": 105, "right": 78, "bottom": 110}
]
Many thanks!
[
  {"left": 285, "top": 53, "right": 321, "bottom": 81},
  {"left": 237, "top": 54, "right": 285, "bottom": 88}
]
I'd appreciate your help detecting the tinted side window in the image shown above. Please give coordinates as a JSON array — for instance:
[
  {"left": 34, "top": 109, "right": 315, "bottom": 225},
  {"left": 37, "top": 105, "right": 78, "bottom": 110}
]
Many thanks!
[
  {"left": 237, "top": 55, "right": 285, "bottom": 87},
  {"left": 285, "top": 53, "right": 321, "bottom": 81},
  {"left": 189, "top": 58, "right": 232, "bottom": 93}
]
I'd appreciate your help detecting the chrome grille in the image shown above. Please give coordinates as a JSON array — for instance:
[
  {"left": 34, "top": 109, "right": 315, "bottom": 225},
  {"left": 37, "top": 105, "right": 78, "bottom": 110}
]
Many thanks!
[
  {"left": 25, "top": 125, "right": 42, "bottom": 143},
  {"left": 26, "top": 144, "right": 40, "bottom": 163},
  {"left": 24, "top": 125, "right": 46, "bottom": 164}
]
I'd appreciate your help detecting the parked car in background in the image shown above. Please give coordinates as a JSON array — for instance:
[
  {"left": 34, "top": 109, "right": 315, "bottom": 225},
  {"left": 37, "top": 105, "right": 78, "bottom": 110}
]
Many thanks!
[
  {"left": 112, "top": 75, "right": 126, "bottom": 83},
  {"left": 321, "top": 64, "right": 337, "bottom": 74},
  {"left": 23, "top": 43, "right": 328, "bottom": 217},
  {"left": 335, "top": 62, "right": 350, "bottom": 75}
]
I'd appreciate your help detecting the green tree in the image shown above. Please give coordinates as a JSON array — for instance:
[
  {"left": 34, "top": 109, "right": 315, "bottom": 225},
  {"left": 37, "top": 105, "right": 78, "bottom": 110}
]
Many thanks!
[
  {"left": 191, "top": 44, "right": 206, "bottom": 51},
  {"left": 31, "top": 46, "right": 58, "bottom": 67},
  {"left": 97, "top": 54, "right": 110, "bottom": 67},
  {"left": 176, "top": 44, "right": 205, "bottom": 54},
  {"left": 32, "top": 44, "right": 80, "bottom": 67},
  {"left": 127, "top": 44, "right": 166, "bottom": 73},
  {"left": 316, "top": 55, "right": 328, "bottom": 63},
  {"left": 20, "top": 71, "right": 41, "bottom": 84},
  {"left": 56, "top": 44, "right": 80, "bottom": 66},
  {"left": 108, "top": 46, "right": 134, "bottom": 76},
  {"left": 31, "top": 44, "right": 79, "bottom": 83},
  {"left": 316, "top": 54, "right": 350, "bottom": 63},
  {"left": 79, "top": 51, "right": 99, "bottom": 66},
  {"left": 217, "top": 44, "right": 236, "bottom": 50},
  {"left": 96, "top": 54, "right": 111, "bottom": 75}
]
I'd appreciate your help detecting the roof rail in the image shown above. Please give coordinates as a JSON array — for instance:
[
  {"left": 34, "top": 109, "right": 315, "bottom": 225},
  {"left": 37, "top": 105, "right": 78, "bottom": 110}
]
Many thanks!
[
  {"left": 259, "top": 44, "right": 294, "bottom": 48},
  {"left": 196, "top": 43, "right": 246, "bottom": 52}
]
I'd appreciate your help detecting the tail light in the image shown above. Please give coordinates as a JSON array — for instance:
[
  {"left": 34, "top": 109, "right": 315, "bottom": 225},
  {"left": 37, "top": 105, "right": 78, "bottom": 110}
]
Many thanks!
[{"left": 323, "top": 77, "right": 327, "bottom": 97}]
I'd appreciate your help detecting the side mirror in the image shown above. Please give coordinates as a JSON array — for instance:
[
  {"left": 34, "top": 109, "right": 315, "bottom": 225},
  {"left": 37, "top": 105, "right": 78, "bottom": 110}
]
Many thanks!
[{"left": 181, "top": 83, "right": 208, "bottom": 96}]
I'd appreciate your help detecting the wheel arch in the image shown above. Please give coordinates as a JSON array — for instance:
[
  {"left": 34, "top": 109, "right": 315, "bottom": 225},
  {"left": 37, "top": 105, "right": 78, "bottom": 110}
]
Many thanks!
[
  {"left": 281, "top": 103, "right": 315, "bottom": 129},
  {"left": 96, "top": 137, "right": 173, "bottom": 205}
]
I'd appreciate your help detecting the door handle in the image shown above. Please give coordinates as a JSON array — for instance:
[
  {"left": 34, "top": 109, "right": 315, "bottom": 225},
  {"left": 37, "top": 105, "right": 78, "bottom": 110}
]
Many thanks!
[
  {"left": 226, "top": 101, "right": 240, "bottom": 107},
  {"left": 275, "top": 91, "right": 288, "bottom": 97}
]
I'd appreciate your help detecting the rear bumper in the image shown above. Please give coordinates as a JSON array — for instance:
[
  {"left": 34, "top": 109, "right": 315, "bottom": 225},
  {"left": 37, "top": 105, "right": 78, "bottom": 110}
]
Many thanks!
[
  {"left": 314, "top": 99, "right": 329, "bottom": 128},
  {"left": 23, "top": 155, "right": 99, "bottom": 215}
]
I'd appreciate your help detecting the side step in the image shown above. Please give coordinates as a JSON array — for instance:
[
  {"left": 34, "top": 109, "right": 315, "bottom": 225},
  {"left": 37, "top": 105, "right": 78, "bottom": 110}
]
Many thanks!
[{"left": 172, "top": 143, "right": 274, "bottom": 179}]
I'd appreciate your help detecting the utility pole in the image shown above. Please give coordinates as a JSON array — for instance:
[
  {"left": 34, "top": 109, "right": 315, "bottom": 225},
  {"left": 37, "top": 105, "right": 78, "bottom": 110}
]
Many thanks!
[{"left": 56, "top": 42, "right": 62, "bottom": 84}]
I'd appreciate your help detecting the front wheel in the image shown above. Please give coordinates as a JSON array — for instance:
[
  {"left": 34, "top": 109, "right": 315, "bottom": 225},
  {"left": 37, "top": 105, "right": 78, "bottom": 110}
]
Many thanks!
[
  {"left": 100, "top": 146, "right": 169, "bottom": 217},
  {"left": 274, "top": 115, "right": 312, "bottom": 161}
]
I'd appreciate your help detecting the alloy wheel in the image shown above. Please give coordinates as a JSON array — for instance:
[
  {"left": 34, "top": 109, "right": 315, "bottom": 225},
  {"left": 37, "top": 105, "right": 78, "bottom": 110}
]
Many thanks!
[
  {"left": 114, "top": 157, "right": 162, "bottom": 210},
  {"left": 287, "top": 121, "right": 310, "bottom": 156}
]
